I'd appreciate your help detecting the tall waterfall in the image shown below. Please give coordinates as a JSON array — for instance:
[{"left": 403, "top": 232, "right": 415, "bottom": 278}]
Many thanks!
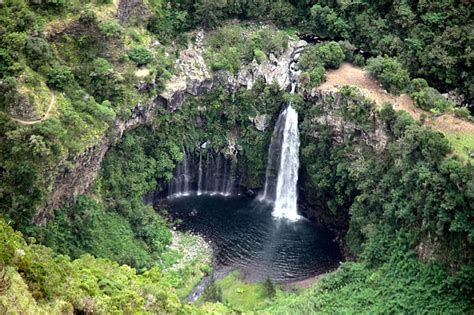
[
  {"left": 260, "top": 103, "right": 301, "bottom": 221},
  {"left": 260, "top": 69, "right": 301, "bottom": 220},
  {"left": 272, "top": 104, "right": 300, "bottom": 220}
]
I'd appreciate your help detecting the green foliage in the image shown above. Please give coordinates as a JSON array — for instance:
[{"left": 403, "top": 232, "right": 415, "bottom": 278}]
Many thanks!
[
  {"left": 46, "top": 65, "right": 74, "bottom": 90},
  {"left": 25, "top": 37, "right": 52, "bottom": 71},
  {"left": 290, "top": 0, "right": 474, "bottom": 102},
  {"left": 299, "top": 42, "right": 344, "bottom": 71},
  {"left": 203, "top": 275, "right": 222, "bottom": 303},
  {"left": 128, "top": 47, "right": 154, "bottom": 66},
  {"left": 0, "top": 218, "right": 203, "bottom": 314},
  {"left": 213, "top": 271, "right": 272, "bottom": 311},
  {"left": 98, "top": 19, "right": 124, "bottom": 39},
  {"left": 366, "top": 56, "right": 410, "bottom": 94},
  {"left": 453, "top": 107, "right": 473, "bottom": 122},
  {"left": 263, "top": 278, "right": 276, "bottom": 298},
  {"left": 78, "top": 8, "right": 97, "bottom": 26},
  {"left": 298, "top": 41, "right": 344, "bottom": 90},
  {"left": 204, "top": 25, "right": 288, "bottom": 74},
  {"left": 263, "top": 258, "right": 472, "bottom": 314},
  {"left": 306, "top": 4, "right": 349, "bottom": 39},
  {"left": 36, "top": 196, "right": 162, "bottom": 269},
  {"left": 411, "top": 86, "right": 453, "bottom": 113},
  {"left": 300, "top": 94, "right": 473, "bottom": 268},
  {"left": 147, "top": 5, "right": 189, "bottom": 45}
]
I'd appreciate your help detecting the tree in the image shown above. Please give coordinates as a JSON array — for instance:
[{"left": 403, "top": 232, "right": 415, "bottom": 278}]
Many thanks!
[
  {"left": 47, "top": 65, "right": 74, "bottom": 90},
  {"left": 366, "top": 56, "right": 410, "bottom": 94},
  {"left": 128, "top": 47, "right": 154, "bottom": 66}
]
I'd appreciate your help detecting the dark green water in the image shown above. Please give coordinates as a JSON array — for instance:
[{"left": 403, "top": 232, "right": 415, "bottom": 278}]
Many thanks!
[{"left": 166, "top": 195, "right": 342, "bottom": 282}]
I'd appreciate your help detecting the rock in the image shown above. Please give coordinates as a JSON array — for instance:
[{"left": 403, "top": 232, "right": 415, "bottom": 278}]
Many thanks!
[
  {"left": 117, "top": 0, "right": 151, "bottom": 26},
  {"left": 7, "top": 92, "right": 38, "bottom": 120},
  {"left": 200, "top": 141, "right": 210, "bottom": 149},
  {"left": 309, "top": 90, "right": 390, "bottom": 152},
  {"left": 469, "top": 150, "right": 474, "bottom": 158},
  {"left": 254, "top": 114, "right": 269, "bottom": 131},
  {"left": 245, "top": 189, "right": 255, "bottom": 197},
  {"left": 194, "top": 115, "right": 204, "bottom": 128}
]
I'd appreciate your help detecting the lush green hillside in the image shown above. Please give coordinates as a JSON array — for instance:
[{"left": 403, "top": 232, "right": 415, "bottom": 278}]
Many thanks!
[{"left": 0, "top": 0, "right": 473, "bottom": 314}]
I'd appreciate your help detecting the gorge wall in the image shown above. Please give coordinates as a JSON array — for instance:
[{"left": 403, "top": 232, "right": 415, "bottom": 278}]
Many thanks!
[{"left": 35, "top": 35, "right": 307, "bottom": 224}]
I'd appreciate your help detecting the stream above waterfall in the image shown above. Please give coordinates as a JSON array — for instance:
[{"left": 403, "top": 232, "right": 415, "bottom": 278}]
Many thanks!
[{"left": 163, "top": 195, "right": 342, "bottom": 283}]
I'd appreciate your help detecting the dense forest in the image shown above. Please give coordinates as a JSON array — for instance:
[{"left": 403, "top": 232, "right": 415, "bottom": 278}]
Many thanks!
[{"left": 1, "top": 0, "right": 473, "bottom": 313}]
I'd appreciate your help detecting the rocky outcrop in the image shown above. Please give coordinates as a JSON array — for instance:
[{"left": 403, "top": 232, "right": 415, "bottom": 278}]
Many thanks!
[
  {"left": 117, "top": 0, "right": 152, "bottom": 26},
  {"left": 306, "top": 90, "right": 390, "bottom": 152},
  {"left": 35, "top": 34, "right": 307, "bottom": 225},
  {"left": 162, "top": 33, "right": 307, "bottom": 111}
]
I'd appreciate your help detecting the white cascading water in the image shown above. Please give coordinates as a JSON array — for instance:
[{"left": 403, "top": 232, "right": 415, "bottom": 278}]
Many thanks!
[
  {"left": 260, "top": 75, "right": 301, "bottom": 220},
  {"left": 272, "top": 103, "right": 300, "bottom": 220},
  {"left": 197, "top": 151, "right": 203, "bottom": 195},
  {"left": 168, "top": 150, "right": 237, "bottom": 198}
]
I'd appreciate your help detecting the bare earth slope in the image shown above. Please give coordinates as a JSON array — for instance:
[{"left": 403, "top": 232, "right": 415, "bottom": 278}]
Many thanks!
[{"left": 319, "top": 63, "right": 474, "bottom": 159}]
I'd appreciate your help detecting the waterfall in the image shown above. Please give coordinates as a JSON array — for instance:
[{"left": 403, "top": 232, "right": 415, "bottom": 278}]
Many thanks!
[
  {"left": 197, "top": 151, "right": 203, "bottom": 195},
  {"left": 182, "top": 150, "right": 190, "bottom": 195},
  {"left": 167, "top": 150, "right": 238, "bottom": 198},
  {"left": 168, "top": 149, "right": 192, "bottom": 197},
  {"left": 260, "top": 79, "right": 301, "bottom": 220},
  {"left": 272, "top": 104, "right": 300, "bottom": 220}
]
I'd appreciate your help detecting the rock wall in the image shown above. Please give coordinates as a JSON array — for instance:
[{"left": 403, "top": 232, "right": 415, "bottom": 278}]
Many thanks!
[
  {"left": 306, "top": 89, "right": 391, "bottom": 152},
  {"left": 34, "top": 36, "right": 307, "bottom": 224}
]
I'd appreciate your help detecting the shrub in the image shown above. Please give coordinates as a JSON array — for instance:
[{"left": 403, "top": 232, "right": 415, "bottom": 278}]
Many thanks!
[
  {"left": 316, "top": 41, "right": 345, "bottom": 68},
  {"left": 409, "top": 78, "right": 429, "bottom": 94},
  {"left": 353, "top": 54, "right": 365, "bottom": 67},
  {"left": 268, "top": 0, "right": 297, "bottom": 26},
  {"left": 25, "top": 37, "right": 52, "bottom": 70},
  {"left": 79, "top": 9, "right": 97, "bottom": 26},
  {"left": 254, "top": 48, "right": 266, "bottom": 64},
  {"left": 453, "top": 107, "right": 472, "bottom": 121},
  {"left": 412, "top": 86, "right": 452, "bottom": 112},
  {"left": 309, "top": 65, "right": 326, "bottom": 87},
  {"left": 366, "top": 56, "right": 410, "bottom": 94},
  {"left": 338, "top": 40, "right": 357, "bottom": 62},
  {"left": 98, "top": 19, "right": 124, "bottom": 39},
  {"left": 128, "top": 47, "right": 154, "bottom": 66},
  {"left": 47, "top": 65, "right": 74, "bottom": 90},
  {"left": 299, "top": 41, "right": 344, "bottom": 71}
]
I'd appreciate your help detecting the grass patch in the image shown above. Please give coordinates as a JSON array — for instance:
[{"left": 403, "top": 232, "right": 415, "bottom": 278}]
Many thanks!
[
  {"left": 282, "top": 26, "right": 298, "bottom": 38},
  {"left": 216, "top": 271, "right": 274, "bottom": 311},
  {"left": 445, "top": 132, "right": 474, "bottom": 161}
]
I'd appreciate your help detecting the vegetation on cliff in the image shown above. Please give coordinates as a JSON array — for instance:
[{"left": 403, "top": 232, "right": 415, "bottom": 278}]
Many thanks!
[{"left": 0, "top": 0, "right": 473, "bottom": 314}]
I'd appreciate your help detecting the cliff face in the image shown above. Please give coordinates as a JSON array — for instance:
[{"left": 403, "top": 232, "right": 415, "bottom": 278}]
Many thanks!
[
  {"left": 306, "top": 90, "right": 390, "bottom": 152},
  {"left": 296, "top": 88, "right": 392, "bottom": 250},
  {"left": 35, "top": 36, "right": 307, "bottom": 224}
]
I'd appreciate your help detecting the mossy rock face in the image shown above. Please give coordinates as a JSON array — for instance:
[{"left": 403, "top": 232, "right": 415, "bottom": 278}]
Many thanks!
[{"left": 117, "top": 0, "right": 152, "bottom": 27}]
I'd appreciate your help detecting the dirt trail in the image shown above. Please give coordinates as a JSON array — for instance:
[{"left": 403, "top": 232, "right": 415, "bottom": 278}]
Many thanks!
[
  {"left": 12, "top": 92, "right": 56, "bottom": 125},
  {"left": 318, "top": 63, "right": 474, "bottom": 137}
]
